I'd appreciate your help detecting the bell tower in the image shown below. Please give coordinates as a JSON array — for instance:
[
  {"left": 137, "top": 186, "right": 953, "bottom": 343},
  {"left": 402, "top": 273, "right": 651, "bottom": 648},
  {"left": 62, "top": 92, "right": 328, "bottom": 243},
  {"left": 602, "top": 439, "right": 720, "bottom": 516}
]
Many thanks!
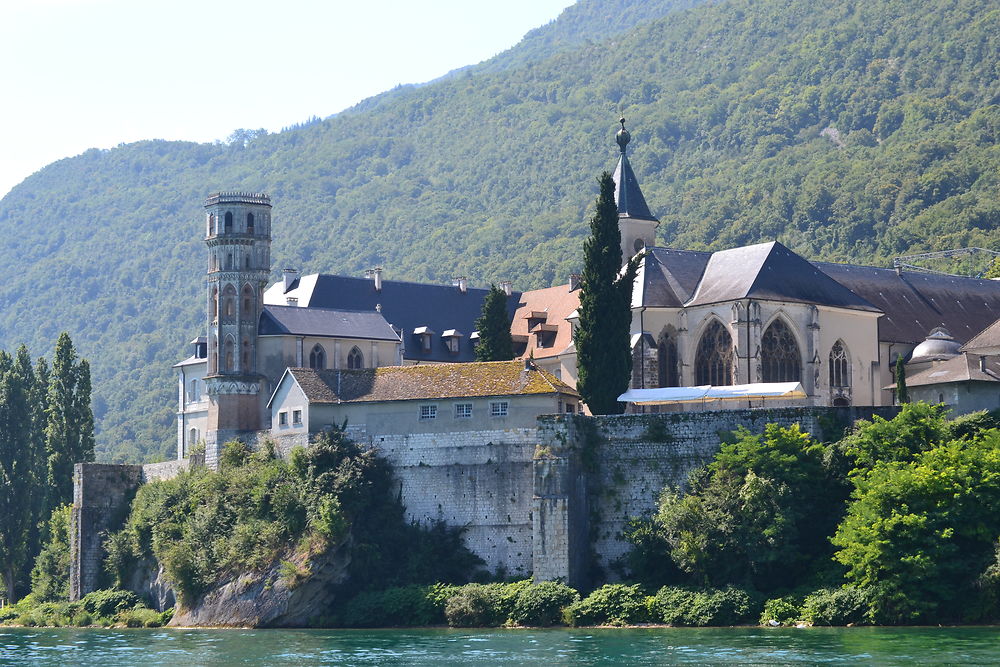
[{"left": 203, "top": 192, "right": 272, "bottom": 465}]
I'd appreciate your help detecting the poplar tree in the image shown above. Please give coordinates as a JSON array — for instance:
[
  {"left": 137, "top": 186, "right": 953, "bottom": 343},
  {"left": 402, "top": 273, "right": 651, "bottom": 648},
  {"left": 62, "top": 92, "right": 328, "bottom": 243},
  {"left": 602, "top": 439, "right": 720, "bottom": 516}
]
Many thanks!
[
  {"left": 474, "top": 284, "right": 515, "bottom": 361},
  {"left": 45, "top": 333, "right": 95, "bottom": 515},
  {"left": 575, "top": 172, "right": 639, "bottom": 415},
  {"left": 0, "top": 346, "right": 42, "bottom": 602}
]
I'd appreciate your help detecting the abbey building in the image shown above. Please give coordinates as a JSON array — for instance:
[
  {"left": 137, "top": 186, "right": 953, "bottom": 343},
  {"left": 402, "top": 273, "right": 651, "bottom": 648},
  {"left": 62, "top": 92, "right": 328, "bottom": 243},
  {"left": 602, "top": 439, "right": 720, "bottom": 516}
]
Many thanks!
[{"left": 175, "top": 121, "right": 1000, "bottom": 458}]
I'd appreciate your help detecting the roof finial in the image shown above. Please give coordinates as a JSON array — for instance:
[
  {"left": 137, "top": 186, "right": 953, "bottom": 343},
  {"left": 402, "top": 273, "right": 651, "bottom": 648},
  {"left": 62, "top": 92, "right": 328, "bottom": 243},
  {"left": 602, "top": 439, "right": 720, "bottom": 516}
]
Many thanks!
[{"left": 616, "top": 117, "right": 631, "bottom": 154}]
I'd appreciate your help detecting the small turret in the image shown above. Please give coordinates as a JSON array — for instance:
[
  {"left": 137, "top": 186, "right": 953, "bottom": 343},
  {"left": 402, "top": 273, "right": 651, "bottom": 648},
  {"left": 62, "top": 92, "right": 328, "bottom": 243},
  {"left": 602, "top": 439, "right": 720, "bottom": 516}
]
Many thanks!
[{"left": 611, "top": 118, "right": 659, "bottom": 265}]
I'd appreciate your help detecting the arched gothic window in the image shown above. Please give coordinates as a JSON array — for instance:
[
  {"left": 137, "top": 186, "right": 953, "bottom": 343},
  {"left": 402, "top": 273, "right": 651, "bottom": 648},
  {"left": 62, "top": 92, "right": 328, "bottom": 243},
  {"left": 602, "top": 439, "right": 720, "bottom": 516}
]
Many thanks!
[
  {"left": 224, "top": 211, "right": 233, "bottom": 233},
  {"left": 223, "top": 336, "right": 235, "bottom": 372},
  {"left": 242, "top": 284, "right": 255, "bottom": 315},
  {"left": 246, "top": 212, "right": 254, "bottom": 235},
  {"left": 242, "top": 338, "right": 251, "bottom": 371},
  {"left": 309, "top": 344, "right": 325, "bottom": 369},
  {"left": 210, "top": 286, "right": 218, "bottom": 320},
  {"left": 209, "top": 334, "right": 218, "bottom": 374},
  {"left": 761, "top": 319, "right": 801, "bottom": 383},
  {"left": 226, "top": 253, "right": 233, "bottom": 270},
  {"left": 829, "top": 340, "right": 850, "bottom": 389},
  {"left": 208, "top": 214, "right": 215, "bottom": 236},
  {"left": 347, "top": 346, "right": 364, "bottom": 369},
  {"left": 222, "top": 284, "right": 237, "bottom": 319},
  {"left": 658, "top": 333, "right": 679, "bottom": 387},
  {"left": 695, "top": 320, "right": 733, "bottom": 386}
]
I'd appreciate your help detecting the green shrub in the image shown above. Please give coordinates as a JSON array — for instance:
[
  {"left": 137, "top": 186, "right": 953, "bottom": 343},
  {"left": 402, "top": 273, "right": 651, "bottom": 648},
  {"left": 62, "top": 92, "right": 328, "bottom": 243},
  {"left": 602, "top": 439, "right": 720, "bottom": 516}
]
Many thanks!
[
  {"left": 445, "top": 584, "right": 505, "bottom": 627},
  {"left": 801, "top": 587, "right": 872, "bottom": 626},
  {"left": 652, "top": 586, "right": 757, "bottom": 626},
  {"left": 563, "top": 584, "right": 649, "bottom": 626},
  {"left": 70, "top": 611, "right": 94, "bottom": 626},
  {"left": 510, "top": 581, "right": 579, "bottom": 626},
  {"left": 81, "top": 589, "right": 140, "bottom": 618},
  {"left": 760, "top": 596, "right": 803, "bottom": 626},
  {"left": 339, "top": 584, "right": 453, "bottom": 627},
  {"left": 30, "top": 505, "right": 73, "bottom": 601},
  {"left": 117, "top": 607, "right": 165, "bottom": 628}
]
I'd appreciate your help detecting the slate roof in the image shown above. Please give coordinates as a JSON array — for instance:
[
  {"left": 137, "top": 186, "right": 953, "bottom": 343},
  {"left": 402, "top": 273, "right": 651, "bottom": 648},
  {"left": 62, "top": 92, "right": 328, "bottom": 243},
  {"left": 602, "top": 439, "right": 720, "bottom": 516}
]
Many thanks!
[
  {"left": 816, "top": 263, "right": 1000, "bottom": 344},
  {"left": 512, "top": 284, "right": 581, "bottom": 360},
  {"left": 258, "top": 305, "right": 399, "bottom": 341},
  {"left": 633, "top": 247, "right": 711, "bottom": 308},
  {"left": 612, "top": 153, "right": 658, "bottom": 222},
  {"left": 283, "top": 361, "right": 579, "bottom": 405},
  {"left": 685, "top": 242, "right": 880, "bottom": 311},
  {"left": 962, "top": 318, "right": 1000, "bottom": 352},
  {"left": 264, "top": 275, "right": 522, "bottom": 363},
  {"left": 897, "top": 354, "right": 1000, "bottom": 388}
]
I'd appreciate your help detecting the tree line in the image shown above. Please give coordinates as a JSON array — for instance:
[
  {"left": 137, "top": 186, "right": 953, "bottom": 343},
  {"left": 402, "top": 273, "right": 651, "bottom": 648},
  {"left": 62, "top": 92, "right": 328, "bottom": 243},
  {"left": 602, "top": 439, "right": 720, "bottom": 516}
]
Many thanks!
[{"left": 0, "top": 333, "right": 93, "bottom": 603}]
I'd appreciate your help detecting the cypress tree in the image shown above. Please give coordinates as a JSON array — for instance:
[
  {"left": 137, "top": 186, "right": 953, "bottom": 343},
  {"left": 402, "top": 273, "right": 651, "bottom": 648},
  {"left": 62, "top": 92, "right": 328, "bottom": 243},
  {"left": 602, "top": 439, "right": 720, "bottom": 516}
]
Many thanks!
[
  {"left": 44, "top": 333, "right": 95, "bottom": 514},
  {"left": 0, "top": 346, "right": 41, "bottom": 602},
  {"left": 895, "top": 354, "right": 909, "bottom": 405},
  {"left": 474, "top": 284, "right": 514, "bottom": 361},
  {"left": 575, "top": 172, "right": 639, "bottom": 415}
]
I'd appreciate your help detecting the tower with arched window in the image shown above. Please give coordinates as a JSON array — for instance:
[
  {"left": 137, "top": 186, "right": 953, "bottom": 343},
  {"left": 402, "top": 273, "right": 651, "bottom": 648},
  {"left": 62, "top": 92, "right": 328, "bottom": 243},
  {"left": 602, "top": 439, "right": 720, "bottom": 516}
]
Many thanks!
[{"left": 203, "top": 192, "right": 272, "bottom": 459}]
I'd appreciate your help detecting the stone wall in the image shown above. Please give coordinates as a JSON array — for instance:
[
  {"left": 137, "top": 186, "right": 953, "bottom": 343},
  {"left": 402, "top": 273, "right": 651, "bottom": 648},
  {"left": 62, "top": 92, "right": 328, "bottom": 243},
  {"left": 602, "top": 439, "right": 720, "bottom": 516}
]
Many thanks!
[
  {"left": 533, "top": 405, "right": 899, "bottom": 587},
  {"left": 369, "top": 426, "right": 537, "bottom": 577},
  {"left": 70, "top": 463, "right": 144, "bottom": 601}
]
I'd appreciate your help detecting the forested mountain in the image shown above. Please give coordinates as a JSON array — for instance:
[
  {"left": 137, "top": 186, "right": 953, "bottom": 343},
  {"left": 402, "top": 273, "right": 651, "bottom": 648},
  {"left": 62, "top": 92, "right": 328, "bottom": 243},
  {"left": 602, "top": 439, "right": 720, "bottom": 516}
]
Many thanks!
[{"left": 2, "top": 0, "right": 998, "bottom": 462}]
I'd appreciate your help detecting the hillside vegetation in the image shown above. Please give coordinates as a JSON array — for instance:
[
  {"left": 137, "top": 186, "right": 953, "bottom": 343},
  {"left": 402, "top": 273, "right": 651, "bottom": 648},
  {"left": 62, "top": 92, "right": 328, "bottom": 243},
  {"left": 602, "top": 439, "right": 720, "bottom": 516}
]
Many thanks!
[{"left": 1, "top": 0, "right": 998, "bottom": 461}]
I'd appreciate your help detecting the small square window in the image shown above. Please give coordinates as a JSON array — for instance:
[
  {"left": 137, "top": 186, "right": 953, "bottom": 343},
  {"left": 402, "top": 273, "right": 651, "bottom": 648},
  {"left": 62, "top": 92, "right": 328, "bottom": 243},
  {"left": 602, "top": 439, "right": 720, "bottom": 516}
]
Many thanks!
[
  {"left": 278, "top": 411, "right": 288, "bottom": 426},
  {"left": 455, "top": 403, "right": 472, "bottom": 418},
  {"left": 292, "top": 409, "right": 302, "bottom": 425},
  {"left": 420, "top": 404, "right": 437, "bottom": 420},
  {"left": 490, "top": 401, "right": 509, "bottom": 417},
  {"left": 565, "top": 403, "right": 575, "bottom": 414}
]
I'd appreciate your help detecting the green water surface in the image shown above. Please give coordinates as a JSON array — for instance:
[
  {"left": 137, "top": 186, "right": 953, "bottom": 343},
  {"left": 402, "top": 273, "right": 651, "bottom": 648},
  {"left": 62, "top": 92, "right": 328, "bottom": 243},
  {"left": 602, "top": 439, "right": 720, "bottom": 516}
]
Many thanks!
[{"left": 1, "top": 626, "right": 998, "bottom": 665}]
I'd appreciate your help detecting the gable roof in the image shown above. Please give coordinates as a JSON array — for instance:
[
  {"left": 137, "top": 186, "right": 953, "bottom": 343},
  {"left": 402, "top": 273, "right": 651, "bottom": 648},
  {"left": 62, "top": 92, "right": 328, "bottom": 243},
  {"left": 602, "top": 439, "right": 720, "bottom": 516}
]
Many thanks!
[
  {"left": 962, "top": 318, "right": 1000, "bottom": 353},
  {"left": 898, "top": 353, "right": 1000, "bottom": 388},
  {"left": 816, "top": 263, "right": 1000, "bottom": 344},
  {"left": 278, "top": 360, "right": 579, "bottom": 405},
  {"left": 512, "top": 284, "right": 580, "bottom": 360},
  {"left": 258, "top": 305, "right": 400, "bottom": 341},
  {"left": 633, "top": 247, "right": 711, "bottom": 308},
  {"left": 685, "top": 241, "right": 880, "bottom": 311},
  {"left": 264, "top": 275, "right": 521, "bottom": 363}
]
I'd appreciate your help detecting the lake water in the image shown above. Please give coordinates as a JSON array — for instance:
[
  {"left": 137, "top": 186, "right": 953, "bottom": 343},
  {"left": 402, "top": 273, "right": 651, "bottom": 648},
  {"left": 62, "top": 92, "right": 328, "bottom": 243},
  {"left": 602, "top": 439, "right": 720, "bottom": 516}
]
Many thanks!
[{"left": 1, "top": 626, "right": 999, "bottom": 665}]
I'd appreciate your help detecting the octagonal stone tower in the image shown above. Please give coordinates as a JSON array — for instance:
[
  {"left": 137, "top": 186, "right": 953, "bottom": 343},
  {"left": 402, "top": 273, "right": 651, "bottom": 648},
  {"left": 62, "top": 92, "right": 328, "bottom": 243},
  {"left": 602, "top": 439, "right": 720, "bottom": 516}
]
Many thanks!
[{"left": 203, "top": 192, "right": 272, "bottom": 465}]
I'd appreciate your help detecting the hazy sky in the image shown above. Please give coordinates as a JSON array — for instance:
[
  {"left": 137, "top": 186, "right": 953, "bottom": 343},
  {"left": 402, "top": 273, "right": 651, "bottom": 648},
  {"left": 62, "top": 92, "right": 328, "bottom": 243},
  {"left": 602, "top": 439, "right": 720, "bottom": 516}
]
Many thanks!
[{"left": 0, "top": 0, "right": 575, "bottom": 198}]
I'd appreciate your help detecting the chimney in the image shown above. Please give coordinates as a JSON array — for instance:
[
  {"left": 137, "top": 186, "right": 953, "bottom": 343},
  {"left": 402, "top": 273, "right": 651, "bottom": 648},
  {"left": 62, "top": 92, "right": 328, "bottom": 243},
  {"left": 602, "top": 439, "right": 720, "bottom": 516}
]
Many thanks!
[
  {"left": 500, "top": 280, "right": 513, "bottom": 296},
  {"left": 569, "top": 273, "right": 582, "bottom": 291},
  {"left": 366, "top": 267, "right": 383, "bottom": 292},
  {"left": 453, "top": 276, "right": 468, "bottom": 293},
  {"left": 283, "top": 268, "right": 300, "bottom": 292}
]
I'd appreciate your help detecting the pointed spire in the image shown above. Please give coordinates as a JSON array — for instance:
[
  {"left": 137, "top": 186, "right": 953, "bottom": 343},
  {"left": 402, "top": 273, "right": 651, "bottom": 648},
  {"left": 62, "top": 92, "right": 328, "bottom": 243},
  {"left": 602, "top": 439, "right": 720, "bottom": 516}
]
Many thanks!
[{"left": 611, "top": 117, "right": 657, "bottom": 222}]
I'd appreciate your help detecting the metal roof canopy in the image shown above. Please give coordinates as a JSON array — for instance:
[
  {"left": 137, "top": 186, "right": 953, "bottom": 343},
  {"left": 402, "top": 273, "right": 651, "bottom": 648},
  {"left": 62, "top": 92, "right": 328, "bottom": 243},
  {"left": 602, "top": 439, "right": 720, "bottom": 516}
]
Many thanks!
[{"left": 619, "top": 382, "right": 806, "bottom": 405}]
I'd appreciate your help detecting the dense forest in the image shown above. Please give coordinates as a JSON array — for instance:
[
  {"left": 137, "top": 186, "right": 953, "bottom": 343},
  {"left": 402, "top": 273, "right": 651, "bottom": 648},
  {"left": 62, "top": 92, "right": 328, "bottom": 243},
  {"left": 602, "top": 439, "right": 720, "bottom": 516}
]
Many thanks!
[{"left": 1, "top": 0, "right": 998, "bottom": 462}]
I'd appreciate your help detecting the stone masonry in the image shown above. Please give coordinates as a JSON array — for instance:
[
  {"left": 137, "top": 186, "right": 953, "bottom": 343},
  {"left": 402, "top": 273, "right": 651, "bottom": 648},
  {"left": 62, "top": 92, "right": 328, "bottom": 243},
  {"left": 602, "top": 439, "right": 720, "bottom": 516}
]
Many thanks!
[{"left": 71, "top": 406, "right": 898, "bottom": 599}]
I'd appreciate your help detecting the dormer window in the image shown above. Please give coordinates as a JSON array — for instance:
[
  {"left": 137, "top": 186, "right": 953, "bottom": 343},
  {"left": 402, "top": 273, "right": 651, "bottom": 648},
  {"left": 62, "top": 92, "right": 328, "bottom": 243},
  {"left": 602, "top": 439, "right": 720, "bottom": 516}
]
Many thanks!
[
  {"left": 524, "top": 310, "right": 548, "bottom": 332},
  {"left": 413, "top": 326, "right": 435, "bottom": 353},
  {"left": 532, "top": 323, "right": 558, "bottom": 348},
  {"left": 442, "top": 329, "right": 463, "bottom": 354}
]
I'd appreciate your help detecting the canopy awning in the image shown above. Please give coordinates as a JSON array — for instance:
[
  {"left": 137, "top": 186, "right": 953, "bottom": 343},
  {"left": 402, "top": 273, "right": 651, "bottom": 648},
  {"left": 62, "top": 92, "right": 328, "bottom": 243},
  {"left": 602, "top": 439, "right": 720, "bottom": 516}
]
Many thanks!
[{"left": 618, "top": 382, "right": 807, "bottom": 405}]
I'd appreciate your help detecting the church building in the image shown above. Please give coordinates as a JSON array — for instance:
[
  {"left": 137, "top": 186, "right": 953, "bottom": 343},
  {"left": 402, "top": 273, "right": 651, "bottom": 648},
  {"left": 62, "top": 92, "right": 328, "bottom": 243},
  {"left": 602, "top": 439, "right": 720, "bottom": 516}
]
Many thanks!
[{"left": 515, "top": 120, "right": 1000, "bottom": 411}]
